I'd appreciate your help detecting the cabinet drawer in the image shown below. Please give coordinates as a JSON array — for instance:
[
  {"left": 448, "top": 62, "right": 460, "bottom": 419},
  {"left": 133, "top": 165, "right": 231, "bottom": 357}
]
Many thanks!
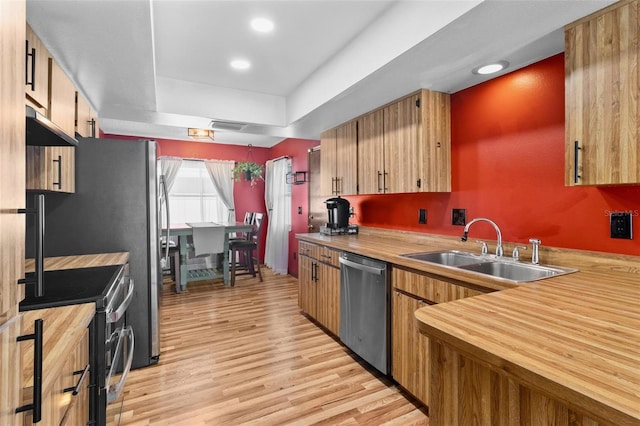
[
  {"left": 393, "top": 267, "right": 489, "bottom": 304},
  {"left": 298, "top": 241, "right": 318, "bottom": 259},
  {"left": 318, "top": 246, "right": 340, "bottom": 268}
]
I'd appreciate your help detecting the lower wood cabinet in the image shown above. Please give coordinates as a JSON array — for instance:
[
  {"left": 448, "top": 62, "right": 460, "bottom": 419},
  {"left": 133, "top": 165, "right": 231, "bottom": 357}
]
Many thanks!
[
  {"left": 26, "top": 146, "right": 75, "bottom": 193},
  {"left": 429, "top": 339, "right": 608, "bottom": 426},
  {"left": 298, "top": 241, "right": 340, "bottom": 335},
  {"left": 0, "top": 316, "right": 23, "bottom": 425},
  {"left": 391, "top": 267, "right": 492, "bottom": 407},
  {"left": 392, "top": 290, "right": 429, "bottom": 404}
]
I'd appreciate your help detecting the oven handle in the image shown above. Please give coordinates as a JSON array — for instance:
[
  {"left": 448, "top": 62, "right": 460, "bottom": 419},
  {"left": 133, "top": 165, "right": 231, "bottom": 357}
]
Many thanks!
[
  {"left": 106, "top": 326, "right": 135, "bottom": 403},
  {"left": 106, "top": 278, "right": 134, "bottom": 324}
]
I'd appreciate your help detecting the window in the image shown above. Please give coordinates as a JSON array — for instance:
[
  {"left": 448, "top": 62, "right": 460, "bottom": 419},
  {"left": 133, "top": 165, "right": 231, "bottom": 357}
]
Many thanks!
[{"left": 166, "top": 160, "right": 227, "bottom": 224}]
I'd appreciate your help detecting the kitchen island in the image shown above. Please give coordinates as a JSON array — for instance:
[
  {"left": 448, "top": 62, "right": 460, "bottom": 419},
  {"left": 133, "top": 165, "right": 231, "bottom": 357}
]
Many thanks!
[{"left": 297, "top": 228, "right": 640, "bottom": 426}]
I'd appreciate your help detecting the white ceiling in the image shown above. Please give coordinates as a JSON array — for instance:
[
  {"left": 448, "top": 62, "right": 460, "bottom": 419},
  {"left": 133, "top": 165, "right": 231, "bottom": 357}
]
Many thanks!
[{"left": 26, "top": 0, "right": 616, "bottom": 148}]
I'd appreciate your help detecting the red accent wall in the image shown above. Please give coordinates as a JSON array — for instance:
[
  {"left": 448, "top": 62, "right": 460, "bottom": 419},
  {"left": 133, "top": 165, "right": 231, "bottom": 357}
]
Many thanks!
[
  {"left": 344, "top": 54, "right": 640, "bottom": 256},
  {"left": 269, "top": 138, "right": 320, "bottom": 276}
]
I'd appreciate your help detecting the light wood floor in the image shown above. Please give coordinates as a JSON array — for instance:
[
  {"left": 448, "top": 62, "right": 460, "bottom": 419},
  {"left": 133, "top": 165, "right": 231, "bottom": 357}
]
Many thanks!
[{"left": 110, "top": 269, "right": 428, "bottom": 425}]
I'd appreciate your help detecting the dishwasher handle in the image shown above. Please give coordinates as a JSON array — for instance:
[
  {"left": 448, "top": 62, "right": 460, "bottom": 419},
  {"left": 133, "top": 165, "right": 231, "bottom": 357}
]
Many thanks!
[{"left": 339, "top": 256, "right": 386, "bottom": 275}]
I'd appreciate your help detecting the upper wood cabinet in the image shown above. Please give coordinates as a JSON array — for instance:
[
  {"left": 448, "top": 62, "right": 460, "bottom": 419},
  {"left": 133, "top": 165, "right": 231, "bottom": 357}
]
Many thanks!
[
  {"left": 357, "top": 109, "right": 385, "bottom": 194},
  {"left": 26, "top": 146, "right": 76, "bottom": 193},
  {"left": 25, "top": 24, "right": 50, "bottom": 110},
  {"left": 418, "top": 89, "right": 451, "bottom": 192},
  {"left": 76, "top": 91, "right": 99, "bottom": 138},
  {"left": 565, "top": 0, "right": 640, "bottom": 186},
  {"left": 48, "top": 59, "right": 77, "bottom": 138},
  {"left": 320, "top": 121, "right": 358, "bottom": 196}
]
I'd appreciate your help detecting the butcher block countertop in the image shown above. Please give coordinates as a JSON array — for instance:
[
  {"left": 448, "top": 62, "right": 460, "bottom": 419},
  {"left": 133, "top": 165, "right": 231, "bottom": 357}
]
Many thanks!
[
  {"left": 21, "top": 303, "right": 95, "bottom": 389},
  {"left": 297, "top": 229, "right": 640, "bottom": 424},
  {"left": 25, "top": 252, "right": 129, "bottom": 273}
]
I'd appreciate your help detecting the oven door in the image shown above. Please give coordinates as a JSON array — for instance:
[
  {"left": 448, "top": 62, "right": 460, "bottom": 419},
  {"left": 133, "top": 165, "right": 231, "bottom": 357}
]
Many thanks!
[{"left": 103, "top": 273, "right": 135, "bottom": 417}]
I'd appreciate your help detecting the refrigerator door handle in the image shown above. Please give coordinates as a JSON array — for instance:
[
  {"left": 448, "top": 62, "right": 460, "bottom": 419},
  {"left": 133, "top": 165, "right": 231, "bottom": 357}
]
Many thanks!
[{"left": 159, "top": 175, "right": 170, "bottom": 268}]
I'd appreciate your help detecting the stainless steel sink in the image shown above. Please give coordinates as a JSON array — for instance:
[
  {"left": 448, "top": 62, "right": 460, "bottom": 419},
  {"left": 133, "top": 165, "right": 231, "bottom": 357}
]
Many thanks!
[
  {"left": 400, "top": 250, "right": 488, "bottom": 267},
  {"left": 399, "top": 250, "right": 577, "bottom": 283},
  {"left": 458, "top": 261, "right": 577, "bottom": 283}
]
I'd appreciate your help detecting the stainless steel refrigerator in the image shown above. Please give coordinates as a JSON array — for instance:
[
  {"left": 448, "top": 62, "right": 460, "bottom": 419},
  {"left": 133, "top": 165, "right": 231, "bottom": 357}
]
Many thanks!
[{"left": 27, "top": 138, "right": 162, "bottom": 369}]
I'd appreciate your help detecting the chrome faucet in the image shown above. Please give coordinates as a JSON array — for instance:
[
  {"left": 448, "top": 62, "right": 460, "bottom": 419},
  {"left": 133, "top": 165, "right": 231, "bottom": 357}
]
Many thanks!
[{"left": 461, "top": 218, "right": 504, "bottom": 257}]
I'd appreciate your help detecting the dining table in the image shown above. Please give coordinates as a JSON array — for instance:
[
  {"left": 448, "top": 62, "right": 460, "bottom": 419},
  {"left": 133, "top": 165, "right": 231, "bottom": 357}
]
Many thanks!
[{"left": 164, "top": 222, "right": 254, "bottom": 292}]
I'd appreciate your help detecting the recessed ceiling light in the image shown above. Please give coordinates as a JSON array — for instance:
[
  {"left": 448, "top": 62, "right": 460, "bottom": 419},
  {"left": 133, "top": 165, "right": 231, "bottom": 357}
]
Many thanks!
[
  {"left": 230, "top": 59, "right": 251, "bottom": 70},
  {"left": 472, "top": 61, "right": 510, "bottom": 75},
  {"left": 251, "top": 17, "right": 274, "bottom": 33}
]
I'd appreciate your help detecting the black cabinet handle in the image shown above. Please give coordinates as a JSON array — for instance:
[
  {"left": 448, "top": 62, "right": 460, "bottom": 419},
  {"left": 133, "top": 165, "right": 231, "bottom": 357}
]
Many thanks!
[
  {"left": 416, "top": 178, "right": 421, "bottom": 189},
  {"left": 573, "top": 140, "right": 581, "bottom": 183},
  {"left": 16, "top": 319, "right": 43, "bottom": 423},
  {"left": 25, "top": 40, "right": 35, "bottom": 91},
  {"left": 64, "top": 364, "right": 90, "bottom": 396},
  {"left": 52, "top": 155, "right": 62, "bottom": 189},
  {"left": 89, "top": 118, "right": 96, "bottom": 138},
  {"left": 383, "top": 172, "right": 388, "bottom": 192},
  {"left": 377, "top": 171, "right": 382, "bottom": 193},
  {"left": 18, "top": 194, "right": 45, "bottom": 297}
]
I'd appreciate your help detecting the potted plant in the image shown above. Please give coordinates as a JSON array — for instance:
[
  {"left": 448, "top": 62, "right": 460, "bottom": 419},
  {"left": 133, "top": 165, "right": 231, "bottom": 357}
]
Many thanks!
[{"left": 232, "top": 161, "right": 264, "bottom": 187}]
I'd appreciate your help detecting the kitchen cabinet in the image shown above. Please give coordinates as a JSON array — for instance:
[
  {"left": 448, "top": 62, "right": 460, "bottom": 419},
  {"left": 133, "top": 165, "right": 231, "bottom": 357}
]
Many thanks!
[
  {"left": 565, "top": 0, "right": 640, "bottom": 186},
  {"left": 356, "top": 89, "right": 451, "bottom": 195},
  {"left": 76, "top": 91, "right": 99, "bottom": 138},
  {"left": 320, "top": 120, "right": 358, "bottom": 196},
  {"left": 26, "top": 146, "right": 76, "bottom": 193},
  {"left": 391, "top": 267, "right": 490, "bottom": 406},
  {"left": 25, "top": 24, "right": 50, "bottom": 111},
  {"left": 0, "top": 0, "right": 25, "bottom": 423},
  {"left": 49, "top": 59, "right": 77, "bottom": 138},
  {"left": 357, "top": 109, "right": 385, "bottom": 194},
  {"left": 297, "top": 241, "right": 341, "bottom": 335},
  {"left": 21, "top": 304, "right": 94, "bottom": 426}
]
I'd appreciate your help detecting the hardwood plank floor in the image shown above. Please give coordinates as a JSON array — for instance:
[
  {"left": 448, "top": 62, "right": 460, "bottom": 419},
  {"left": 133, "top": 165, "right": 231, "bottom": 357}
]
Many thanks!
[{"left": 109, "top": 269, "right": 428, "bottom": 425}]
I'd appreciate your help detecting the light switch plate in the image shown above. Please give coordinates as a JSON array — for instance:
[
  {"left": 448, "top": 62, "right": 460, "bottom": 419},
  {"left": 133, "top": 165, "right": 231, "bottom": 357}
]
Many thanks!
[{"left": 610, "top": 212, "right": 632, "bottom": 239}]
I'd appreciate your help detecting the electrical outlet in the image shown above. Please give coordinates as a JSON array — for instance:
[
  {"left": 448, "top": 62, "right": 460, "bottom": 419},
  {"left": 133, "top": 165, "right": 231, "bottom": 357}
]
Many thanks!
[
  {"left": 452, "top": 209, "right": 466, "bottom": 226},
  {"left": 610, "top": 212, "right": 633, "bottom": 239},
  {"left": 419, "top": 209, "right": 427, "bottom": 224},
  {"left": 298, "top": 206, "right": 302, "bottom": 215}
]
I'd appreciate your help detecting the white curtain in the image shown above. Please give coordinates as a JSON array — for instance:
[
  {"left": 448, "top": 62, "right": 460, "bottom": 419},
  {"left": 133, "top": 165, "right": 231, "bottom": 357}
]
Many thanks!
[
  {"left": 158, "top": 156, "right": 183, "bottom": 193},
  {"left": 204, "top": 160, "right": 236, "bottom": 223},
  {"left": 264, "top": 158, "right": 291, "bottom": 274}
]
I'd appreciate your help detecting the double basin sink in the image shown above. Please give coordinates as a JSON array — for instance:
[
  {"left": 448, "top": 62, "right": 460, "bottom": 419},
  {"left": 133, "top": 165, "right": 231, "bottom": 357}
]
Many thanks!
[{"left": 400, "top": 250, "right": 577, "bottom": 283}]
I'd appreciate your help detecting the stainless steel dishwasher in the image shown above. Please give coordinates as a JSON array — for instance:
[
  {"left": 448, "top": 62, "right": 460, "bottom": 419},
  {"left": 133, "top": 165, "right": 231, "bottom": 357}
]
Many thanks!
[{"left": 339, "top": 252, "right": 390, "bottom": 374}]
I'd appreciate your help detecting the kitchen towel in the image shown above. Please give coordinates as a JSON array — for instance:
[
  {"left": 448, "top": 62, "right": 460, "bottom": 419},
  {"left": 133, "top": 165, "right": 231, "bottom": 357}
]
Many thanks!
[{"left": 187, "top": 222, "right": 226, "bottom": 256}]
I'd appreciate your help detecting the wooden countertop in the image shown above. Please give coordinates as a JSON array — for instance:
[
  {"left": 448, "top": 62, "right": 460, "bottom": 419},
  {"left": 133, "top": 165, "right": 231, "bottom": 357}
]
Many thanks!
[
  {"left": 21, "top": 303, "right": 95, "bottom": 391},
  {"left": 297, "top": 229, "right": 640, "bottom": 425},
  {"left": 25, "top": 252, "right": 129, "bottom": 273}
]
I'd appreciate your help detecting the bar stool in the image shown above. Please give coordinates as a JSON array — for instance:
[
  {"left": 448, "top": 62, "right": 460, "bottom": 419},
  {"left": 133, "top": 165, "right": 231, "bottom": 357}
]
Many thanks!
[{"left": 229, "top": 213, "right": 264, "bottom": 286}]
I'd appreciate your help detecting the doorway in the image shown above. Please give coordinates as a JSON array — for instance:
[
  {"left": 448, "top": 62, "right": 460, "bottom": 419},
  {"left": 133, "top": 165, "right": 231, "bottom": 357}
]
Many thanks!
[{"left": 307, "top": 146, "right": 324, "bottom": 232}]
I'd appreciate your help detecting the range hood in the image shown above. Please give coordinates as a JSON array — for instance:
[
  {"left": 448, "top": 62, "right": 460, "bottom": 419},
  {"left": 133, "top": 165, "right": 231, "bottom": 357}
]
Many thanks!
[{"left": 26, "top": 105, "right": 78, "bottom": 147}]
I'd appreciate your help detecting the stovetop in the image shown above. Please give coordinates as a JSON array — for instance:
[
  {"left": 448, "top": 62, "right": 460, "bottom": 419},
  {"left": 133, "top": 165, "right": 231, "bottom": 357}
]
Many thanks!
[{"left": 19, "top": 265, "right": 124, "bottom": 312}]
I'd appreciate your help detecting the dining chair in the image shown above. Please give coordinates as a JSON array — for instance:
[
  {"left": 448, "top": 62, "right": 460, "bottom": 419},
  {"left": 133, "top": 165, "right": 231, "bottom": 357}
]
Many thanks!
[{"left": 229, "top": 213, "right": 264, "bottom": 286}]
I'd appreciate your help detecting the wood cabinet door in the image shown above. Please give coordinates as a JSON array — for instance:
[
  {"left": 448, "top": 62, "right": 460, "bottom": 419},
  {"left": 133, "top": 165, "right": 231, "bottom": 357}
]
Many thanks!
[
  {"left": 384, "top": 94, "right": 421, "bottom": 194},
  {"left": 1, "top": 0, "right": 25, "bottom": 324},
  {"left": 0, "top": 316, "right": 22, "bottom": 425},
  {"left": 392, "top": 290, "right": 429, "bottom": 405},
  {"left": 59, "top": 329, "right": 90, "bottom": 426},
  {"left": 565, "top": 0, "right": 640, "bottom": 185},
  {"left": 316, "top": 264, "right": 340, "bottom": 335},
  {"left": 418, "top": 89, "right": 451, "bottom": 192},
  {"left": 26, "top": 146, "right": 76, "bottom": 193},
  {"left": 298, "top": 254, "right": 317, "bottom": 318},
  {"left": 25, "top": 24, "right": 50, "bottom": 110},
  {"left": 335, "top": 120, "right": 358, "bottom": 195},
  {"left": 358, "top": 109, "right": 385, "bottom": 194},
  {"left": 320, "top": 129, "right": 337, "bottom": 197},
  {"left": 48, "top": 59, "right": 77, "bottom": 138},
  {"left": 75, "top": 92, "right": 93, "bottom": 138}
]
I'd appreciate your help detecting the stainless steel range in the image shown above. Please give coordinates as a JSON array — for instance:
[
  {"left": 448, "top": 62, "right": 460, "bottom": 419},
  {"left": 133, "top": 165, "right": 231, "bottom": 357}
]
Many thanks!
[{"left": 20, "top": 263, "right": 134, "bottom": 426}]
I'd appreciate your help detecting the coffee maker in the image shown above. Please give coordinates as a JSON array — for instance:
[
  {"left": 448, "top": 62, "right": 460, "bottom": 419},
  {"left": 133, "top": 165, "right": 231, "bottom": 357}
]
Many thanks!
[{"left": 320, "top": 197, "right": 358, "bottom": 235}]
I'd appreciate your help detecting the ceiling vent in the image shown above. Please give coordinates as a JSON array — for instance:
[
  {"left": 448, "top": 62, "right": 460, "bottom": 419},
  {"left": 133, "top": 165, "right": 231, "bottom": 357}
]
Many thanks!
[{"left": 209, "top": 120, "right": 246, "bottom": 132}]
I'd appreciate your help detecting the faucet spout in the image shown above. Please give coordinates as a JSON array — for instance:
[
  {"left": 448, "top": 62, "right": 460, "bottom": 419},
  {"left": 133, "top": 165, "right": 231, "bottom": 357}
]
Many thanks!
[{"left": 461, "top": 218, "right": 503, "bottom": 257}]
